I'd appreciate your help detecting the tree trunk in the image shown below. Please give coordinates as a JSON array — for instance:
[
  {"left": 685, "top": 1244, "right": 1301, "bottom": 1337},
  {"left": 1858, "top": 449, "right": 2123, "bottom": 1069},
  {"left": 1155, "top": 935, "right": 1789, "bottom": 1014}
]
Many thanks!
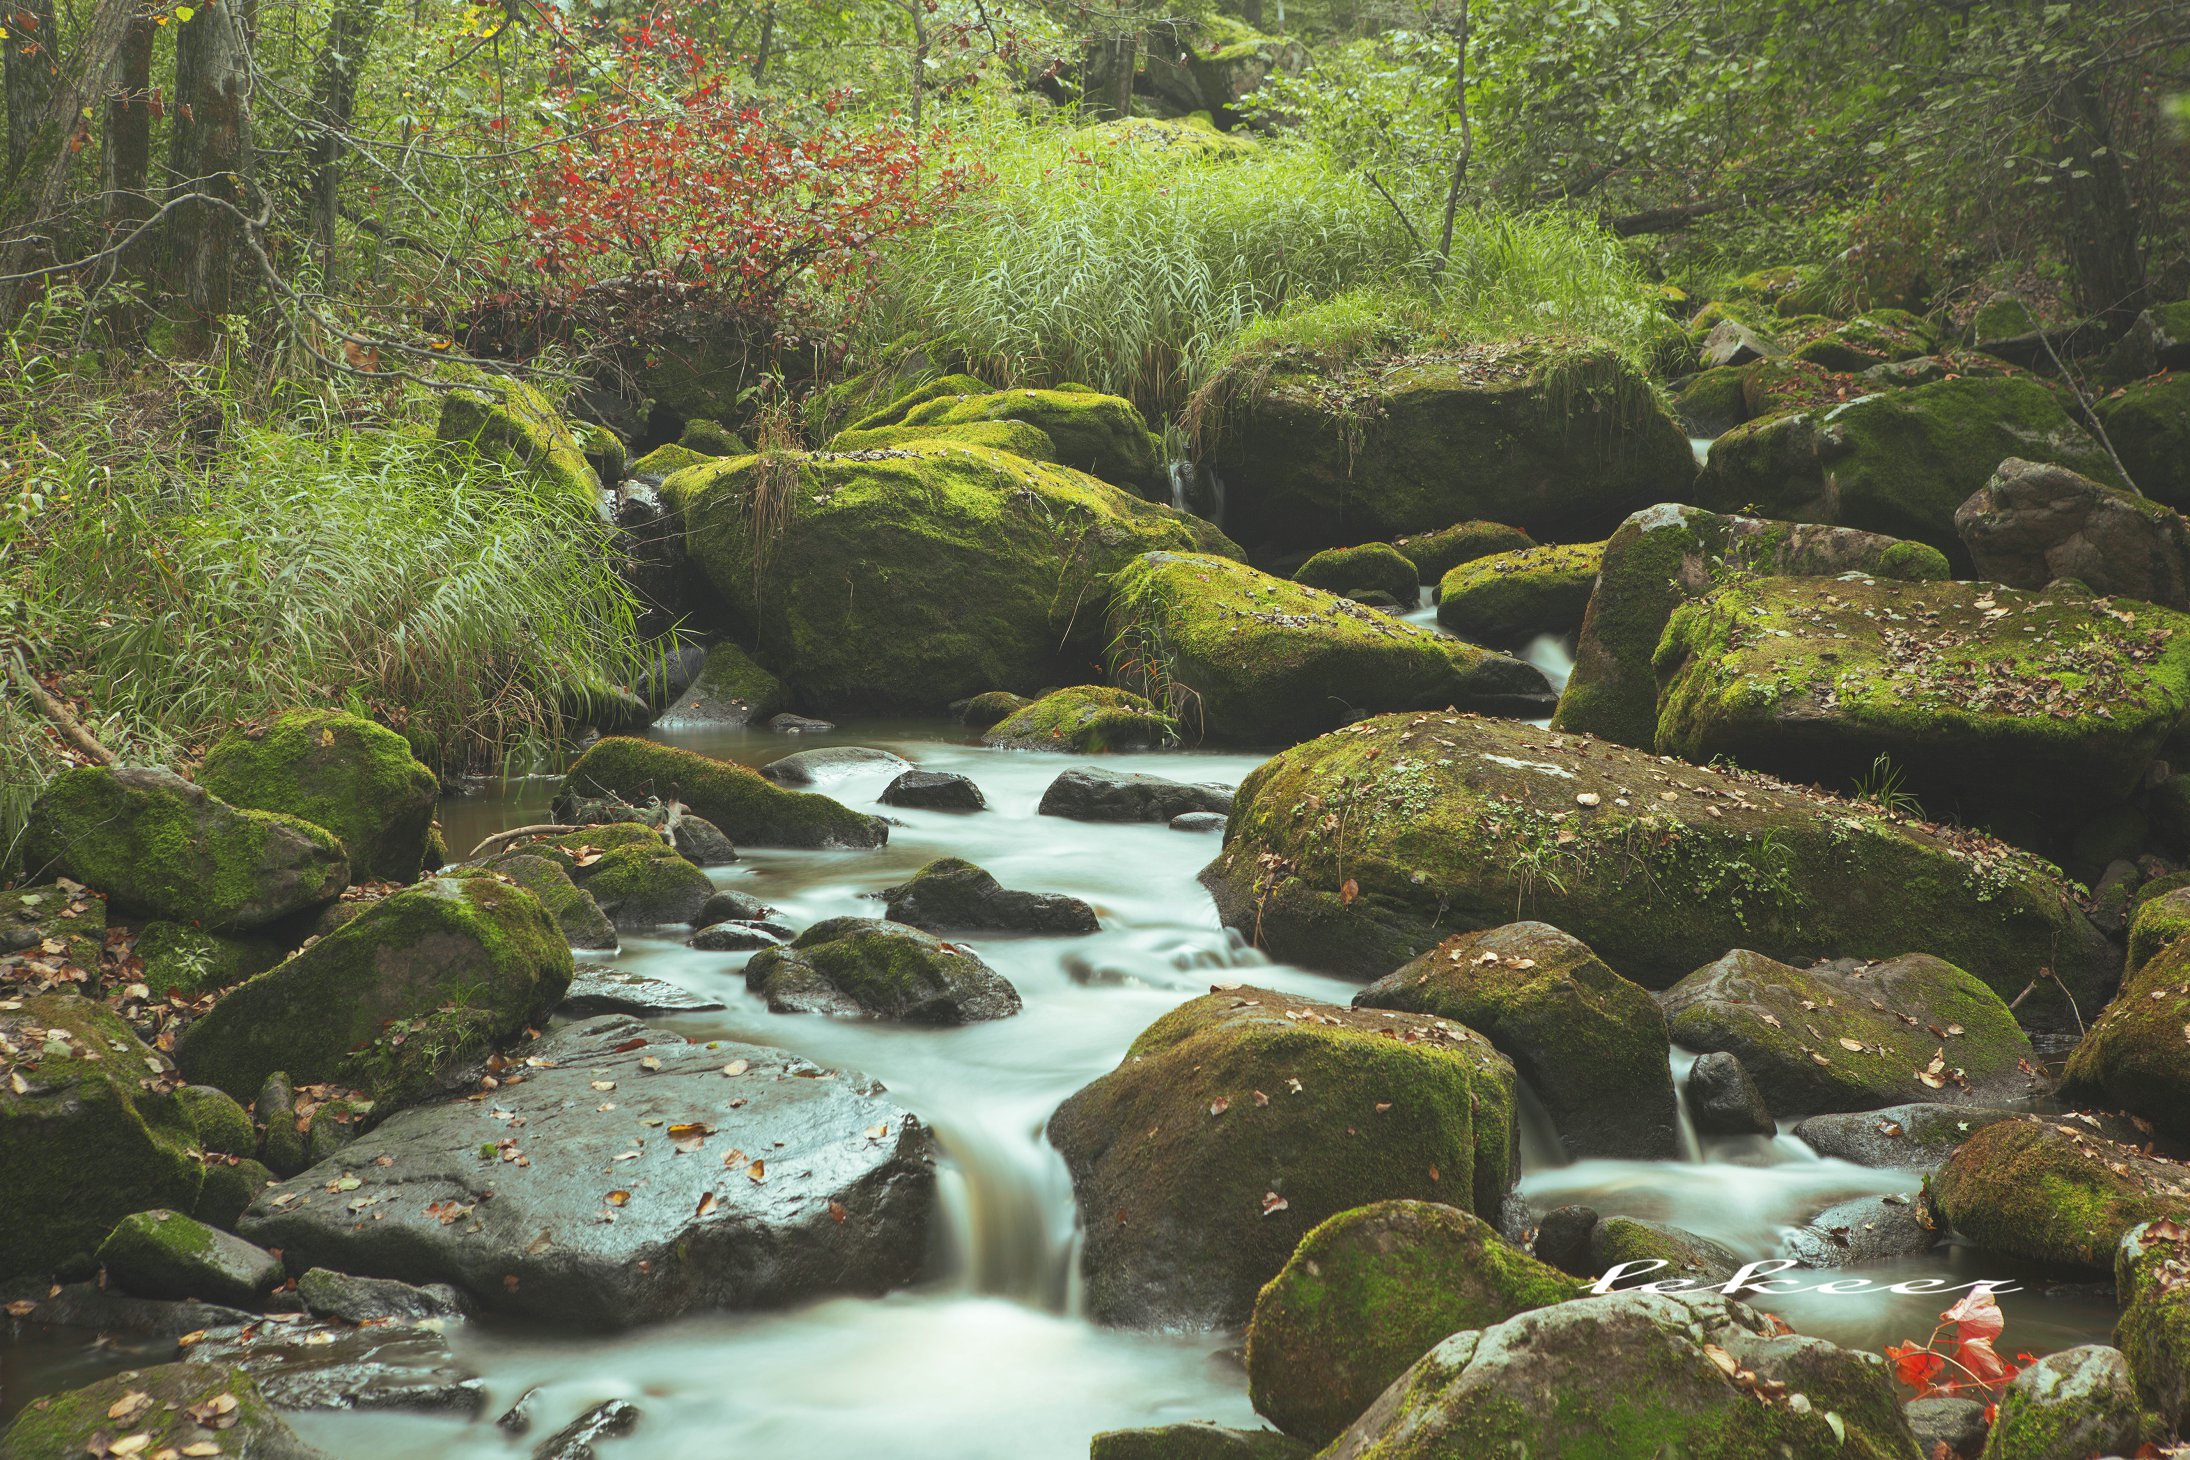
[
  {"left": 168, "top": 0, "right": 256, "bottom": 318},
  {"left": 3, "top": 0, "right": 58, "bottom": 183},
  {"left": 750, "top": 0, "right": 775, "bottom": 81},
  {"left": 100, "top": 13, "right": 155, "bottom": 231},
  {"left": 1112, "top": 31, "right": 1135, "bottom": 120},
  {"left": 307, "top": 0, "right": 381, "bottom": 273},
  {"left": 1431, "top": 0, "right": 1472, "bottom": 277},
  {"left": 908, "top": 0, "right": 927, "bottom": 128},
  {"left": 0, "top": 0, "right": 138, "bottom": 322},
  {"left": 2046, "top": 73, "right": 2146, "bottom": 333}
]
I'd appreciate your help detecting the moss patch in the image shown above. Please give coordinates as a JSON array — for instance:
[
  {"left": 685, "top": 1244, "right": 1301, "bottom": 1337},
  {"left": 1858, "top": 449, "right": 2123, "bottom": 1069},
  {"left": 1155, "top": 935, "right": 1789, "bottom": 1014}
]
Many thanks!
[
  {"left": 743, "top": 915, "right": 1021, "bottom": 1023},
  {"left": 1436, "top": 540, "right": 1603, "bottom": 648},
  {"left": 2064, "top": 930, "right": 2190, "bottom": 1142},
  {"left": 0, "top": 1361, "right": 307, "bottom": 1460},
  {"left": 436, "top": 373, "right": 600, "bottom": 512},
  {"left": 1391, "top": 521, "right": 1535, "bottom": 583},
  {"left": 1296, "top": 542, "right": 1420, "bottom": 604},
  {"left": 981, "top": 685, "right": 1177, "bottom": 752},
  {"left": 1927, "top": 1117, "right": 2190, "bottom": 1269},
  {"left": 199, "top": 708, "right": 440, "bottom": 883},
  {"left": 2096, "top": 372, "right": 2190, "bottom": 510},
  {"left": 559, "top": 737, "right": 886, "bottom": 848}
]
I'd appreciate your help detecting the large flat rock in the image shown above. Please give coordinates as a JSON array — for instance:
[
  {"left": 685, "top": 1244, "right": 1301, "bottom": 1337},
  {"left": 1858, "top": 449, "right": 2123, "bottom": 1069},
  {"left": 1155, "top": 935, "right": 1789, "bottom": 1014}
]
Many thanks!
[{"left": 236, "top": 1016, "right": 937, "bottom": 1329}]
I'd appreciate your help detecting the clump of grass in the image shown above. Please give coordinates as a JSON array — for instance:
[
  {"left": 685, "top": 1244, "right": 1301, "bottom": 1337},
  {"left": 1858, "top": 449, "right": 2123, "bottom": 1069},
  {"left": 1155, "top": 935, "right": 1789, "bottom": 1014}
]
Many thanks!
[
  {"left": 866, "top": 115, "right": 1415, "bottom": 418},
  {"left": 3, "top": 402, "right": 650, "bottom": 866}
]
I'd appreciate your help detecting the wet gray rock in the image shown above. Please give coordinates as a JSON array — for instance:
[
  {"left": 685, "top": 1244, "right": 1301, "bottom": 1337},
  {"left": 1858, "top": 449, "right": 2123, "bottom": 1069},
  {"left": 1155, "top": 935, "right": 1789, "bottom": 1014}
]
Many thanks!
[
  {"left": 879, "top": 769, "right": 987, "bottom": 811},
  {"left": 1790, "top": 1104, "right": 2125, "bottom": 1168},
  {"left": 97, "top": 1210, "right": 282, "bottom": 1308},
  {"left": 1684, "top": 1052, "right": 1776, "bottom": 1137},
  {"left": 760, "top": 747, "right": 907, "bottom": 786},
  {"left": 559, "top": 968, "right": 726, "bottom": 1016},
  {"left": 1531, "top": 1204, "right": 1599, "bottom": 1276},
  {"left": 233, "top": 1016, "right": 937, "bottom": 1328},
  {"left": 880, "top": 858, "right": 1097, "bottom": 935},
  {"left": 767, "top": 713, "right": 835, "bottom": 734},
  {"left": 1169, "top": 811, "right": 1228, "bottom": 833},
  {"left": 1587, "top": 1216, "right": 1743, "bottom": 1287},
  {"left": 1984, "top": 1345, "right": 2143, "bottom": 1460},
  {"left": 296, "top": 1268, "right": 467, "bottom": 1323},
  {"left": 688, "top": 921, "right": 786, "bottom": 952},
  {"left": 1038, "top": 767, "right": 1233, "bottom": 823},
  {"left": 667, "top": 813, "right": 736, "bottom": 865},
  {"left": 745, "top": 917, "right": 1022, "bottom": 1023},
  {"left": 0, "top": 1361, "right": 327, "bottom": 1460},
  {"left": 699, "top": 888, "right": 775, "bottom": 925},
  {"left": 1701, "top": 318, "right": 1774, "bottom": 368},
  {"left": 533, "top": 1399, "right": 640, "bottom": 1460},
  {"left": 1956, "top": 457, "right": 2190, "bottom": 609},
  {"left": 1903, "top": 1396, "right": 1988, "bottom": 1459},
  {"left": 1784, "top": 1193, "right": 1936, "bottom": 1268},
  {"left": 1, "top": 1280, "right": 253, "bottom": 1336},
  {"left": 186, "top": 1318, "right": 486, "bottom": 1415},
  {"left": 498, "top": 1386, "right": 545, "bottom": 1435}
]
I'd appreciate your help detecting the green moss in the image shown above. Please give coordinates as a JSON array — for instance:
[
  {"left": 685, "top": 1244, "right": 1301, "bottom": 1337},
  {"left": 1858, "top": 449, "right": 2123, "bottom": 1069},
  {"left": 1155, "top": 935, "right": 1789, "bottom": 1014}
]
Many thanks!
[
  {"left": 135, "top": 920, "right": 291, "bottom": 998},
  {"left": 2064, "top": 929, "right": 2190, "bottom": 1142},
  {"left": 1874, "top": 540, "right": 1951, "bottom": 580},
  {"left": 981, "top": 685, "right": 1177, "bottom": 752},
  {"left": 744, "top": 915, "right": 1020, "bottom": 1022},
  {"left": 1673, "top": 366, "right": 1752, "bottom": 435},
  {"left": 630, "top": 441, "right": 722, "bottom": 478},
  {"left": 663, "top": 440, "right": 1237, "bottom": 710},
  {"left": 1972, "top": 296, "right": 2044, "bottom": 343},
  {"left": 199, "top": 709, "right": 440, "bottom": 883},
  {"left": 468, "top": 852, "right": 616, "bottom": 949},
  {"left": 1927, "top": 1118, "right": 2190, "bottom": 1269},
  {"left": 175, "top": 875, "right": 573, "bottom": 1109},
  {"left": 1725, "top": 263, "right": 1840, "bottom": 316},
  {"left": 2096, "top": 373, "right": 2190, "bottom": 510},
  {"left": 958, "top": 690, "right": 1033, "bottom": 730},
  {"left": 559, "top": 738, "right": 888, "bottom": 847},
  {"left": 0, "top": 994, "right": 222, "bottom": 1280},
  {"left": 1244, "top": 1200, "right": 1572, "bottom": 1445},
  {"left": 909, "top": 387, "right": 1164, "bottom": 492},
  {"left": 176, "top": 1084, "right": 255, "bottom": 1156},
  {"left": 1205, "top": 712, "right": 2113, "bottom": 1017},
  {"left": 1741, "top": 358, "right": 1862, "bottom": 418},
  {"left": 2116, "top": 1220, "right": 2190, "bottom": 1432},
  {"left": 1048, "top": 985, "right": 1518, "bottom": 1328},
  {"left": 826, "top": 418, "right": 1060, "bottom": 462},
  {"left": 572, "top": 419, "right": 626, "bottom": 483},
  {"left": 1660, "top": 949, "right": 2037, "bottom": 1114},
  {"left": 1436, "top": 540, "right": 1603, "bottom": 647},
  {"left": 842, "top": 373, "right": 992, "bottom": 433},
  {"left": 1358, "top": 923, "right": 1675, "bottom": 1158},
  {"left": 21, "top": 766, "right": 348, "bottom": 933},
  {"left": 1390, "top": 521, "right": 1535, "bottom": 583},
  {"left": 569, "top": 841, "right": 711, "bottom": 929},
  {"left": 655, "top": 640, "right": 786, "bottom": 726},
  {"left": 1789, "top": 311, "right": 1939, "bottom": 373},
  {"left": 679, "top": 418, "right": 750, "bottom": 455},
  {"left": 1089, "top": 1425, "right": 1309, "bottom": 1460},
  {"left": 2127, "top": 888, "right": 2190, "bottom": 973},
  {"left": 1653, "top": 576, "right": 2190, "bottom": 826},
  {"left": 436, "top": 374, "right": 601, "bottom": 512},
  {"left": 1107, "top": 552, "right": 1548, "bottom": 745},
  {"left": 0, "top": 1361, "right": 304, "bottom": 1459},
  {"left": 1295, "top": 542, "right": 1420, "bottom": 604},
  {"left": 1203, "top": 340, "right": 1696, "bottom": 550}
]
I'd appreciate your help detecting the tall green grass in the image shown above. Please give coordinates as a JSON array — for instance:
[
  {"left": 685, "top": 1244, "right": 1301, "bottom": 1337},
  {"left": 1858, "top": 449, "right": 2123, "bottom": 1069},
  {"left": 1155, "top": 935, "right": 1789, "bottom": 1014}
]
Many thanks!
[
  {"left": 2, "top": 409, "right": 650, "bottom": 866},
  {"left": 867, "top": 117, "right": 1417, "bottom": 419}
]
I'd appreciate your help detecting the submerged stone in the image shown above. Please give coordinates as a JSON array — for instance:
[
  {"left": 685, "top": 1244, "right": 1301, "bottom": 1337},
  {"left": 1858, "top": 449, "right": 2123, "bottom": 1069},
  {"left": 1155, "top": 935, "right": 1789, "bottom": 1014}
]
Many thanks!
[
  {"left": 880, "top": 857, "right": 1096, "bottom": 935},
  {"left": 744, "top": 916, "right": 1022, "bottom": 1023},
  {"left": 1039, "top": 766, "right": 1232, "bottom": 822}
]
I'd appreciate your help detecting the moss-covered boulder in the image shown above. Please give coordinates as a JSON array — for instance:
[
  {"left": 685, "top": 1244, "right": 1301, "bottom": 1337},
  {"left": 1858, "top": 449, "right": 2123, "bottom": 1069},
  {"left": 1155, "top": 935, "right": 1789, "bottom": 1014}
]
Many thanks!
[
  {"left": 1554, "top": 503, "right": 1947, "bottom": 749},
  {"left": 0, "top": 1361, "right": 322, "bottom": 1460},
  {"left": 2096, "top": 370, "right": 2190, "bottom": 510},
  {"left": 565, "top": 838, "right": 711, "bottom": 930},
  {"left": 436, "top": 374, "right": 600, "bottom": 512},
  {"left": 1, "top": 880, "right": 104, "bottom": 976},
  {"left": 744, "top": 916, "right": 1021, "bottom": 1023},
  {"left": 2115, "top": 1219, "right": 2190, "bottom": 1434},
  {"left": 1089, "top": 1425, "right": 1309, "bottom": 1460},
  {"left": 1203, "top": 713, "right": 2113, "bottom": 1020},
  {"left": 1390, "top": 521, "right": 1535, "bottom": 584},
  {"left": 96, "top": 1208, "right": 281, "bottom": 1305},
  {"left": 2063, "top": 929, "right": 2190, "bottom": 1143},
  {"left": 1924, "top": 1117, "right": 2190, "bottom": 1269},
  {"left": 1693, "top": 375, "right": 2120, "bottom": 564},
  {"left": 1659, "top": 950, "right": 2041, "bottom": 1115},
  {"left": 1320, "top": 1291, "right": 1921, "bottom": 1460},
  {"left": 652, "top": 641, "right": 786, "bottom": 728},
  {"left": 199, "top": 710, "right": 439, "bottom": 884},
  {"left": 1108, "top": 552, "right": 1552, "bottom": 745},
  {"left": 1, "top": 994, "right": 241, "bottom": 1281},
  {"left": 558, "top": 737, "right": 887, "bottom": 848},
  {"left": 1201, "top": 342, "right": 1696, "bottom": 552},
  {"left": 1955, "top": 456, "right": 2190, "bottom": 608},
  {"left": 2128, "top": 886, "right": 2190, "bottom": 972},
  {"left": 177, "top": 875, "right": 573, "bottom": 1109},
  {"left": 1295, "top": 543, "right": 1421, "bottom": 604},
  {"left": 883, "top": 385, "right": 1164, "bottom": 494},
  {"left": 1673, "top": 366, "right": 1753, "bottom": 436},
  {"left": 1788, "top": 310, "right": 1940, "bottom": 373},
  {"left": 1979, "top": 1345, "right": 2146, "bottom": 1460},
  {"left": 825, "top": 417, "right": 1060, "bottom": 462},
  {"left": 1244, "top": 1201, "right": 1572, "bottom": 1445},
  {"left": 628, "top": 440, "right": 720, "bottom": 479},
  {"left": 663, "top": 440, "right": 1237, "bottom": 710},
  {"left": 1435, "top": 540, "right": 1603, "bottom": 648},
  {"left": 135, "top": 919, "right": 292, "bottom": 998},
  {"left": 22, "top": 767, "right": 348, "bottom": 932},
  {"left": 1047, "top": 985, "right": 1518, "bottom": 1329},
  {"left": 981, "top": 685, "right": 1178, "bottom": 752},
  {"left": 470, "top": 851, "right": 616, "bottom": 949},
  {"left": 1587, "top": 1216, "right": 1744, "bottom": 1286},
  {"left": 1357, "top": 922, "right": 1676, "bottom": 1159},
  {"left": 1653, "top": 576, "right": 2190, "bottom": 829}
]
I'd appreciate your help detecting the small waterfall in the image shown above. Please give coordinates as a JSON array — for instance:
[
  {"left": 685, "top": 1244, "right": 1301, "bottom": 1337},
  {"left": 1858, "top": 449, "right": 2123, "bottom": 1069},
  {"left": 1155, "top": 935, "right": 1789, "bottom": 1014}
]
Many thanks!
[
  {"left": 933, "top": 1116, "right": 1082, "bottom": 1312},
  {"left": 1519, "top": 633, "right": 1577, "bottom": 697},
  {"left": 1163, "top": 460, "right": 1226, "bottom": 530}
]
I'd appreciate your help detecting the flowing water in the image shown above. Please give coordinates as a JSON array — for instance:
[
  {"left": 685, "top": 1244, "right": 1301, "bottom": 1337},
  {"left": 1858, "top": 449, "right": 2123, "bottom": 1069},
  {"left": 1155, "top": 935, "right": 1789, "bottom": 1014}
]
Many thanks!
[{"left": 2, "top": 675, "right": 2121, "bottom": 1450}]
